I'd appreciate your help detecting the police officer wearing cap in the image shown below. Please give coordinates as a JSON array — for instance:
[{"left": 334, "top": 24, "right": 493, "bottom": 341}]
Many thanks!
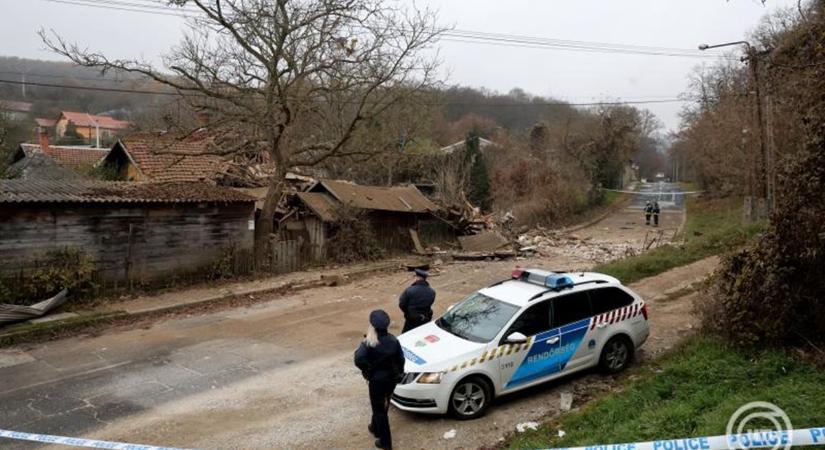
[
  {"left": 399, "top": 268, "right": 436, "bottom": 333},
  {"left": 354, "top": 310, "right": 405, "bottom": 450}
]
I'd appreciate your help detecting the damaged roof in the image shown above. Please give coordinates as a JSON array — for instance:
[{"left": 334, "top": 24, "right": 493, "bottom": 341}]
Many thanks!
[
  {"left": 0, "top": 179, "right": 255, "bottom": 204},
  {"left": 314, "top": 179, "right": 438, "bottom": 214},
  {"left": 296, "top": 192, "right": 340, "bottom": 222}
]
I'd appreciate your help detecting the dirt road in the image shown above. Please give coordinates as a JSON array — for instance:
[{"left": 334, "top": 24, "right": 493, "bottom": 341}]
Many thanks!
[{"left": 0, "top": 190, "right": 695, "bottom": 450}]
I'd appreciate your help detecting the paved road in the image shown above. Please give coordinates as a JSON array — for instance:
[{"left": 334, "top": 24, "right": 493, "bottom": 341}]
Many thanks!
[
  {"left": 0, "top": 194, "right": 688, "bottom": 449},
  {"left": 628, "top": 181, "right": 685, "bottom": 211}
]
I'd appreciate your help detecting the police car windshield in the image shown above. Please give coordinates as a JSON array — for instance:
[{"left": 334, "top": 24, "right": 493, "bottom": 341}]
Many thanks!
[{"left": 436, "top": 293, "right": 520, "bottom": 343}]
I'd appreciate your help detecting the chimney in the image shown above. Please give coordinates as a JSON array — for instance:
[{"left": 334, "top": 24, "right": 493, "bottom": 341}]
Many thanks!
[{"left": 38, "top": 129, "right": 50, "bottom": 152}]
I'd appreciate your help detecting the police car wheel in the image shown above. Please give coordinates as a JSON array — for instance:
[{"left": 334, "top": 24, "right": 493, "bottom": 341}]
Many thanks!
[
  {"left": 600, "top": 336, "right": 632, "bottom": 374},
  {"left": 449, "top": 376, "right": 491, "bottom": 420}
]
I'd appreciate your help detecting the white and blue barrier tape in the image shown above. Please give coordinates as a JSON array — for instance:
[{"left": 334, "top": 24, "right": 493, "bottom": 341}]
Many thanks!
[
  {"left": 0, "top": 428, "right": 196, "bottom": 449},
  {"left": 544, "top": 427, "right": 825, "bottom": 450}
]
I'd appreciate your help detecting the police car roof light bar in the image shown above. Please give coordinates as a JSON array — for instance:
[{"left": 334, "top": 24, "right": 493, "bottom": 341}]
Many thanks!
[{"left": 527, "top": 279, "right": 609, "bottom": 301}]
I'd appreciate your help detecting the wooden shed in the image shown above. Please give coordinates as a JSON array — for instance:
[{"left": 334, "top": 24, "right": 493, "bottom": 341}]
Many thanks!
[
  {"left": 280, "top": 179, "right": 451, "bottom": 262},
  {"left": 0, "top": 179, "right": 256, "bottom": 285}
]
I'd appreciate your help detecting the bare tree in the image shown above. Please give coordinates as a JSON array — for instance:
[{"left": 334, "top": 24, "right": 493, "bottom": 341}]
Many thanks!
[{"left": 41, "top": 0, "right": 444, "bottom": 265}]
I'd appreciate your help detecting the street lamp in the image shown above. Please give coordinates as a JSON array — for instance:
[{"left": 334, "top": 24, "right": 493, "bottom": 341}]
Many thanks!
[{"left": 699, "top": 40, "right": 769, "bottom": 220}]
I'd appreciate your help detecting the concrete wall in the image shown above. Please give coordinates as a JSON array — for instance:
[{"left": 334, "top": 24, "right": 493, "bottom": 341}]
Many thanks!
[{"left": 0, "top": 202, "right": 255, "bottom": 284}]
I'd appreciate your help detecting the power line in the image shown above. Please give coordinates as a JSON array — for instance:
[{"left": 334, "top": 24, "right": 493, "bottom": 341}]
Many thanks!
[
  {"left": 0, "top": 78, "right": 697, "bottom": 107},
  {"left": 0, "top": 70, "right": 140, "bottom": 84},
  {"left": 39, "top": 0, "right": 731, "bottom": 59}
]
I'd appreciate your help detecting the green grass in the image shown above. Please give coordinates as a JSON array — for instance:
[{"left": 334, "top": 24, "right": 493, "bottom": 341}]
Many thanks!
[
  {"left": 506, "top": 337, "right": 825, "bottom": 449},
  {"left": 593, "top": 195, "right": 764, "bottom": 284}
]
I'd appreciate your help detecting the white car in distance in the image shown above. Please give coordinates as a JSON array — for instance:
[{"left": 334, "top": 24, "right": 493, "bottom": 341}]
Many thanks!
[{"left": 391, "top": 268, "right": 650, "bottom": 419}]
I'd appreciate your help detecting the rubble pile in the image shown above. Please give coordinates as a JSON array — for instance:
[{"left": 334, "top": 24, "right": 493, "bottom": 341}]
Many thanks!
[{"left": 517, "top": 228, "right": 638, "bottom": 264}]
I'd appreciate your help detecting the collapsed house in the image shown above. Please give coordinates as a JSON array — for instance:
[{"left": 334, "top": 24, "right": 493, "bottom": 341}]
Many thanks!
[{"left": 278, "top": 179, "right": 452, "bottom": 262}]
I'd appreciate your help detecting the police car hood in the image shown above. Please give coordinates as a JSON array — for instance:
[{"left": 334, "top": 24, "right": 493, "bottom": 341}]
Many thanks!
[{"left": 398, "top": 322, "right": 486, "bottom": 372}]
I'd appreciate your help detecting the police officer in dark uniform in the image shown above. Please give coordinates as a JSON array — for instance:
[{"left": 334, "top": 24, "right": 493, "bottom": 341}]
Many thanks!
[
  {"left": 644, "top": 200, "right": 653, "bottom": 225},
  {"left": 652, "top": 201, "right": 661, "bottom": 227},
  {"left": 354, "top": 310, "right": 405, "bottom": 450},
  {"left": 399, "top": 268, "right": 436, "bottom": 333}
]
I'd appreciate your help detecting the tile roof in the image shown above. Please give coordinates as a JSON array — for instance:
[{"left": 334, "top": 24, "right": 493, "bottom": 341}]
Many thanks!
[
  {"left": 296, "top": 192, "right": 340, "bottom": 222},
  {"left": 117, "top": 133, "right": 227, "bottom": 182},
  {"left": 315, "top": 180, "right": 438, "bottom": 214},
  {"left": 19, "top": 143, "right": 109, "bottom": 170},
  {"left": 60, "top": 111, "right": 131, "bottom": 130},
  {"left": 0, "top": 179, "right": 255, "bottom": 204}
]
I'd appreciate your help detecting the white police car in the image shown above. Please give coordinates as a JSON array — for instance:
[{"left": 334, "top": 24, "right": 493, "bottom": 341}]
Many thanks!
[{"left": 391, "top": 268, "right": 649, "bottom": 419}]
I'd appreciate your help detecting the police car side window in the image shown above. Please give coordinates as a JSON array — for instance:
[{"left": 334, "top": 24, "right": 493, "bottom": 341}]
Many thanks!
[
  {"left": 505, "top": 301, "right": 551, "bottom": 337},
  {"left": 551, "top": 292, "right": 592, "bottom": 327},
  {"left": 588, "top": 287, "right": 634, "bottom": 315}
]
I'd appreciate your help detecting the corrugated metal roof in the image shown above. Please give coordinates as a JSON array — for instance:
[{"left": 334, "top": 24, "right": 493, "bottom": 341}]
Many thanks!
[
  {"left": 0, "top": 179, "right": 255, "bottom": 204},
  {"left": 296, "top": 192, "right": 340, "bottom": 222},
  {"left": 318, "top": 180, "right": 438, "bottom": 214}
]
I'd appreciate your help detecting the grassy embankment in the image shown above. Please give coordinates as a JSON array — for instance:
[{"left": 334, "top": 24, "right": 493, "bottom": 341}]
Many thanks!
[
  {"left": 594, "top": 192, "right": 764, "bottom": 284},
  {"left": 505, "top": 336, "right": 825, "bottom": 449}
]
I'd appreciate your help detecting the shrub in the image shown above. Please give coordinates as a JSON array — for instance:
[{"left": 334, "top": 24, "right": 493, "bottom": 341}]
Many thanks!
[
  {"left": 326, "top": 207, "right": 386, "bottom": 263},
  {"left": 698, "top": 136, "right": 825, "bottom": 346},
  {"left": 0, "top": 248, "right": 97, "bottom": 306}
]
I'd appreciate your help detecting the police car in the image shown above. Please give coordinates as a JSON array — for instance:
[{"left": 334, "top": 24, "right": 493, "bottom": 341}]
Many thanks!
[{"left": 391, "top": 268, "right": 649, "bottom": 419}]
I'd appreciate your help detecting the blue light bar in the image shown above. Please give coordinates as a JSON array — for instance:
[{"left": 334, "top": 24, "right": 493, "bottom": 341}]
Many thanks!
[{"left": 545, "top": 274, "right": 573, "bottom": 290}]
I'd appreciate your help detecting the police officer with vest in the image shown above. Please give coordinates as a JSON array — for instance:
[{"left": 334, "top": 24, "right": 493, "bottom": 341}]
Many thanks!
[
  {"left": 644, "top": 200, "right": 653, "bottom": 225},
  {"left": 399, "top": 268, "right": 436, "bottom": 333},
  {"left": 354, "top": 310, "right": 405, "bottom": 450},
  {"left": 652, "top": 201, "right": 661, "bottom": 227}
]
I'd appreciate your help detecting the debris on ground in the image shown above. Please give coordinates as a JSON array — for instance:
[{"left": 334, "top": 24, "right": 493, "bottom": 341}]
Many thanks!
[
  {"left": 560, "top": 392, "right": 573, "bottom": 411},
  {"left": 558, "top": 429, "right": 567, "bottom": 438},
  {"left": 458, "top": 231, "right": 509, "bottom": 252},
  {"left": 515, "top": 227, "right": 639, "bottom": 263},
  {"left": 516, "top": 422, "right": 539, "bottom": 433},
  {"left": 443, "top": 429, "right": 457, "bottom": 440}
]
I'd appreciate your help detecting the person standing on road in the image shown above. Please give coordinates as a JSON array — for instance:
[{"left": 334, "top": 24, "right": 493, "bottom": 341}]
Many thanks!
[
  {"left": 399, "top": 268, "right": 436, "bottom": 333},
  {"left": 354, "top": 310, "right": 405, "bottom": 450},
  {"left": 644, "top": 200, "right": 653, "bottom": 225},
  {"left": 653, "top": 201, "right": 661, "bottom": 227}
]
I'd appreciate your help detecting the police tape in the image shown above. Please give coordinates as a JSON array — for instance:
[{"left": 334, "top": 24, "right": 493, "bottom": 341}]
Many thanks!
[
  {"left": 542, "top": 427, "right": 825, "bottom": 450},
  {"left": 599, "top": 188, "right": 705, "bottom": 195},
  {"left": 0, "top": 428, "right": 196, "bottom": 449}
]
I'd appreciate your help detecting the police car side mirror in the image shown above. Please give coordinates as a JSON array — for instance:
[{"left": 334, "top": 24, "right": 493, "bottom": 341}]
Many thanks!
[{"left": 505, "top": 332, "right": 528, "bottom": 344}]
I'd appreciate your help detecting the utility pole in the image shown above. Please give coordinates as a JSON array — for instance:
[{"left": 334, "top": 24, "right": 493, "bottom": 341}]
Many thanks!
[{"left": 699, "top": 41, "right": 770, "bottom": 221}]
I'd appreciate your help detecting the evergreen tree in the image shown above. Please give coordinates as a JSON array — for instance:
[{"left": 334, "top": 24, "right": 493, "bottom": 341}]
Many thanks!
[{"left": 465, "top": 131, "right": 492, "bottom": 212}]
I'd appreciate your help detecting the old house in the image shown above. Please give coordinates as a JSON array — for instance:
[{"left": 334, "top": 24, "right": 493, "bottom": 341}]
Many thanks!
[
  {"left": 0, "top": 179, "right": 256, "bottom": 285},
  {"left": 281, "top": 179, "right": 448, "bottom": 261},
  {"left": 7, "top": 132, "right": 108, "bottom": 178},
  {"left": 55, "top": 111, "right": 132, "bottom": 145},
  {"left": 100, "top": 132, "right": 226, "bottom": 183}
]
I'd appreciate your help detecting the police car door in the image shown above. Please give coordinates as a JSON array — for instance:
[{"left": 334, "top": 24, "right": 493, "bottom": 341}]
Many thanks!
[
  {"left": 497, "top": 300, "right": 555, "bottom": 391},
  {"left": 585, "top": 287, "right": 636, "bottom": 367},
  {"left": 550, "top": 291, "right": 594, "bottom": 374}
]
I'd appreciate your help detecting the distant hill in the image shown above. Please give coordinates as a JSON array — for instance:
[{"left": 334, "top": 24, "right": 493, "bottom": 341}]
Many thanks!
[{"left": 0, "top": 56, "right": 173, "bottom": 123}]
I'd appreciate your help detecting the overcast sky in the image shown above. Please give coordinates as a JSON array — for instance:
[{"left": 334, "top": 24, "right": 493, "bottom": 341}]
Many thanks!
[{"left": 0, "top": 0, "right": 798, "bottom": 131}]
